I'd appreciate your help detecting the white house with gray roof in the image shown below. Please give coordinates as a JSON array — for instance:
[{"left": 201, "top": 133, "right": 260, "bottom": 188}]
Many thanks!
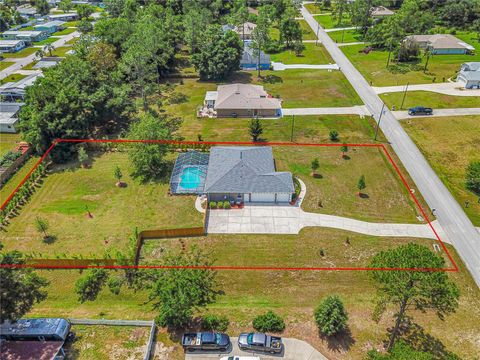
[
  {"left": 457, "top": 62, "right": 480, "bottom": 89},
  {"left": 204, "top": 146, "right": 294, "bottom": 203}
]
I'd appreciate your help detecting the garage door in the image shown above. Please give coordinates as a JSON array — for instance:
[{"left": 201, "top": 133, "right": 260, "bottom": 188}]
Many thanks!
[
  {"left": 276, "top": 193, "right": 291, "bottom": 203},
  {"left": 250, "top": 193, "right": 276, "bottom": 203}
]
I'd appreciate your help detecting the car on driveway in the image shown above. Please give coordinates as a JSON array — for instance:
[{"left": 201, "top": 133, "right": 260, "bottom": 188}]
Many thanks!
[
  {"left": 182, "top": 332, "right": 230, "bottom": 352},
  {"left": 238, "top": 332, "right": 283, "bottom": 354},
  {"left": 408, "top": 106, "right": 433, "bottom": 116}
]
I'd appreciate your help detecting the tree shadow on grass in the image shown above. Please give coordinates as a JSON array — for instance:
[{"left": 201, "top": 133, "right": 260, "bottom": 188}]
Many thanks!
[
  {"left": 42, "top": 235, "right": 57, "bottom": 244},
  {"left": 359, "top": 193, "right": 369, "bottom": 199},
  {"left": 319, "top": 327, "right": 355, "bottom": 353}
]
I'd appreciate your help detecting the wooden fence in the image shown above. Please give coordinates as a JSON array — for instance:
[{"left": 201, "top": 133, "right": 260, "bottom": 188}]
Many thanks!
[
  {"left": 134, "top": 227, "right": 206, "bottom": 265},
  {"left": 0, "top": 147, "right": 32, "bottom": 186}
]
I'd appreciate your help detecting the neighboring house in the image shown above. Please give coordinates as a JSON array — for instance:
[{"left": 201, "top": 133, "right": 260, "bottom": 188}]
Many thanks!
[
  {"left": 33, "top": 56, "right": 63, "bottom": 69},
  {"left": 16, "top": 5, "right": 38, "bottom": 18},
  {"left": 2, "top": 30, "right": 49, "bottom": 44},
  {"left": 0, "top": 73, "right": 42, "bottom": 101},
  {"left": 204, "top": 146, "right": 294, "bottom": 203},
  {"left": 241, "top": 40, "right": 271, "bottom": 71},
  {"left": 48, "top": 12, "right": 79, "bottom": 21},
  {"left": 34, "top": 20, "right": 66, "bottom": 34},
  {"left": 371, "top": 6, "right": 394, "bottom": 18},
  {"left": 0, "top": 40, "right": 26, "bottom": 53},
  {"left": 203, "top": 84, "right": 281, "bottom": 118},
  {"left": 0, "top": 102, "right": 24, "bottom": 133},
  {"left": 169, "top": 146, "right": 295, "bottom": 204},
  {"left": 457, "top": 62, "right": 480, "bottom": 89},
  {"left": 234, "top": 22, "right": 257, "bottom": 40},
  {"left": 406, "top": 34, "right": 475, "bottom": 55}
]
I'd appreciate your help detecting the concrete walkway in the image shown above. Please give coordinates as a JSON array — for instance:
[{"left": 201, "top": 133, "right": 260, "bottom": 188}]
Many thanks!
[
  {"left": 272, "top": 61, "right": 339, "bottom": 71},
  {"left": 374, "top": 82, "right": 480, "bottom": 97},
  {"left": 325, "top": 26, "right": 357, "bottom": 33},
  {"left": 185, "top": 337, "right": 328, "bottom": 360},
  {"left": 338, "top": 41, "right": 366, "bottom": 47},
  {"left": 282, "top": 105, "right": 370, "bottom": 116},
  {"left": 393, "top": 108, "right": 480, "bottom": 120}
]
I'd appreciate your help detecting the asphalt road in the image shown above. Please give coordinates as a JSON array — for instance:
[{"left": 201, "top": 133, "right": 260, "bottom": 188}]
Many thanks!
[
  {"left": 184, "top": 337, "right": 327, "bottom": 360},
  {"left": 301, "top": 5, "right": 480, "bottom": 287}
]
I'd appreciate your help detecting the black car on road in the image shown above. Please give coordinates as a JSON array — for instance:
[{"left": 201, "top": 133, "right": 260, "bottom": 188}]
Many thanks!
[
  {"left": 408, "top": 106, "right": 433, "bottom": 115},
  {"left": 182, "top": 332, "right": 230, "bottom": 352},
  {"left": 238, "top": 332, "right": 283, "bottom": 354}
]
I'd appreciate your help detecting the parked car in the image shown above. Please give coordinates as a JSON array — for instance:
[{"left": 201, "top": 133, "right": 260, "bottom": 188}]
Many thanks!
[
  {"left": 220, "top": 357, "right": 260, "bottom": 360},
  {"left": 238, "top": 332, "right": 283, "bottom": 354},
  {"left": 408, "top": 106, "right": 433, "bottom": 115},
  {"left": 182, "top": 332, "right": 230, "bottom": 352}
]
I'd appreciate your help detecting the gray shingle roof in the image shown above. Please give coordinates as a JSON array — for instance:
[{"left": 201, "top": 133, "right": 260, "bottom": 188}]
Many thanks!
[{"left": 204, "top": 146, "right": 294, "bottom": 194}]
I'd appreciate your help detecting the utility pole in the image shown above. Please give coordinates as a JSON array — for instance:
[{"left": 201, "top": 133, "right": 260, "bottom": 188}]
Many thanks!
[
  {"left": 341, "top": 27, "right": 345, "bottom": 43},
  {"left": 386, "top": 49, "right": 391, "bottom": 68},
  {"left": 374, "top": 103, "right": 386, "bottom": 141},
  {"left": 400, "top": 82, "right": 409, "bottom": 110},
  {"left": 315, "top": 23, "right": 320, "bottom": 46},
  {"left": 423, "top": 51, "right": 431, "bottom": 73},
  {"left": 290, "top": 114, "right": 295, "bottom": 142}
]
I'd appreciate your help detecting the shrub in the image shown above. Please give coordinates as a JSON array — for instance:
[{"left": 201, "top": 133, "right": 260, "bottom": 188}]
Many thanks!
[
  {"left": 209, "top": 201, "right": 217, "bottom": 209},
  {"left": 253, "top": 311, "right": 285, "bottom": 333},
  {"left": 465, "top": 161, "right": 480, "bottom": 195},
  {"left": 329, "top": 130, "right": 339, "bottom": 141},
  {"left": 314, "top": 295, "right": 348, "bottom": 336},
  {"left": 202, "top": 314, "right": 229, "bottom": 332},
  {"left": 223, "top": 201, "right": 231, "bottom": 209},
  {"left": 0, "top": 150, "right": 22, "bottom": 167}
]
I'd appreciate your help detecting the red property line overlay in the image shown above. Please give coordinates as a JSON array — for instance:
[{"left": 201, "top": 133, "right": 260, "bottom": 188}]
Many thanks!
[{"left": 1, "top": 138, "right": 458, "bottom": 273}]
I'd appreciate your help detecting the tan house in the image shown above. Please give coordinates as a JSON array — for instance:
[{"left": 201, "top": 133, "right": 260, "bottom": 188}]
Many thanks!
[
  {"left": 203, "top": 84, "right": 282, "bottom": 118},
  {"left": 234, "top": 22, "right": 257, "bottom": 40},
  {"left": 405, "top": 34, "right": 475, "bottom": 55},
  {"left": 371, "top": 6, "right": 394, "bottom": 18}
]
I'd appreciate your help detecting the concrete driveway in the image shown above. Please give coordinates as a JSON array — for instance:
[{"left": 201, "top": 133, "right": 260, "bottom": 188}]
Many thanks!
[{"left": 185, "top": 337, "right": 328, "bottom": 360}]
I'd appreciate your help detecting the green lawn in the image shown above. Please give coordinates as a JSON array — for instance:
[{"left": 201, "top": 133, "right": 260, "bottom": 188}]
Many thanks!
[
  {"left": 1, "top": 47, "right": 38, "bottom": 58},
  {"left": 64, "top": 325, "right": 154, "bottom": 360},
  {"left": 52, "top": 28, "right": 77, "bottom": 36},
  {"left": 65, "top": 37, "right": 79, "bottom": 45},
  {"left": 21, "top": 60, "right": 38, "bottom": 70},
  {"left": 314, "top": 14, "right": 351, "bottom": 29},
  {"left": 33, "top": 37, "right": 58, "bottom": 46},
  {"left": 380, "top": 91, "right": 480, "bottom": 110},
  {"left": 0, "top": 157, "right": 39, "bottom": 203},
  {"left": 0, "top": 61, "right": 15, "bottom": 71},
  {"left": 63, "top": 20, "right": 80, "bottom": 27},
  {"left": 342, "top": 32, "right": 480, "bottom": 86},
  {"left": 304, "top": 3, "right": 327, "bottom": 13},
  {"left": 0, "top": 151, "right": 203, "bottom": 257},
  {"left": 403, "top": 116, "right": 480, "bottom": 225},
  {"left": 0, "top": 73, "right": 27, "bottom": 85},
  {"left": 0, "top": 133, "right": 21, "bottom": 156},
  {"left": 51, "top": 46, "right": 73, "bottom": 57},
  {"left": 328, "top": 29, "right": 362, "bottom": 43},
  {"left": 299, "top": 19, "right": 317, "bottom": 40},
  {"left": 270, "top": 42, "right": 334, "bottom": 64}
]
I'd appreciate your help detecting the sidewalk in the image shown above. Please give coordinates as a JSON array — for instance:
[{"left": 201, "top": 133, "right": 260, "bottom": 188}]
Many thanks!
[
  {"left": 282, "top": 105, "right": 370, "bottom": 116},
  {"left": 373, "top": 82, "right": 480, "bottom": 97}
]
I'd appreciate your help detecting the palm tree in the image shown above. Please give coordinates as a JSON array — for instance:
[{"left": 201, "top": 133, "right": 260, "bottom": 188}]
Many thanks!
[
  {"left": 35, "top": 49, "right": 45, "bottom": 59},
  {"left": 44, "top": 44, "right": 55, "bottom": 57}
]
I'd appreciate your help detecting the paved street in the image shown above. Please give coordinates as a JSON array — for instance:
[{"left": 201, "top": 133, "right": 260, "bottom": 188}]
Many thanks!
[
  {"left": 282, "top": 105, "right": 370, "bottom": 116},
  {"left": 302, "top": 5, "right": 480, "bottom": 286},
  {"left": 185, "top": 337, "right": 328, "bottom": 360},
  {"left": 373, "top": 82, "right": 480, "bottom": 96},
  {"left": 393, "top": 108, "right": 480, "bottom": 119},
  {"left": 0, "top": 31, "right": 79, "bottom": 81}
]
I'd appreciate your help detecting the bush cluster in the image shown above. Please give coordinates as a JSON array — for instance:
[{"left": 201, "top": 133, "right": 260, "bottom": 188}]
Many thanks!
[
  {"left": 0, "top": 150, "right": 22, "bottom": 168},
  {"left": 252, "top": 311, "right": 285, "bottom": 333},
  {"left": 202, "top": 314, "right": 229, "bottom": 332}
]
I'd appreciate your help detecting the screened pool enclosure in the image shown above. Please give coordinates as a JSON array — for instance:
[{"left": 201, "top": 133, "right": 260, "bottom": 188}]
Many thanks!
[{"left": 170, "top": 151, "right": 209, "bottom": 194}]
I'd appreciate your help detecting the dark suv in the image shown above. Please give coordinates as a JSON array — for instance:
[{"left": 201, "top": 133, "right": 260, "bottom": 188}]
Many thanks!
[{"left": 408, "top": 106, "right": 433, "bottom": 115}]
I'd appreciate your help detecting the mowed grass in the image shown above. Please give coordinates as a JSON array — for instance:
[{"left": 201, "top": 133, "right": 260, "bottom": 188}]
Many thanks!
[
  {"left": 402, "top": 116, "right": 480, "bottom": 225},
  {"left": 0, "top": 151, "right": 203, "bottom": 257},
  {"left": 0, "top": 61, "right": 15, "bottom": 71},
  {"left": 270, "top": 42, "right": 334, "bottom": 64},
  {"left": 380, "top": 91, "right": 480, "bottom": 109},
  {"left": 52, "top": 27, "right": 77, "bottom": 36},
  {"left": 304, "top": 3, "right": 325, "bottom": 13},
  {"left": 0, "top": 73, "right": 27, "bottom": 85},
  {"left": 0, "top": 157, "right": 39, "bottom": 202},
  {"left": 64, "top": 325, "right": 152, "bottom": 360},
  {"left": 0, "top": 133, "right": 21, "bottom": 156},
  {"left": 274, "top": 146, "right": 422, "bottom": 223},
  {"left": 329, "top": 29, "right": 362, "bottom": 43},
  {"left": 33, "top": 37, "right": 58, "bottom": 45},
  {"left": 1, "top": 47, "right": 38, "bottom": 58},
  {"left": 314, "top": 14, "right": 351, "bottom": 29},
  {"left": 342, "top": 32, "right": 480, "bottom": 86},
  {"left": 50, "top": 46, "right": 73, "bottom": 57}
]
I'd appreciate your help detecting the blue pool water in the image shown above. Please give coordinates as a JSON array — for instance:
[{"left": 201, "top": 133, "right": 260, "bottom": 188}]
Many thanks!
[{"left": 180, "top": 167, "right": 202, "bottom": 189}]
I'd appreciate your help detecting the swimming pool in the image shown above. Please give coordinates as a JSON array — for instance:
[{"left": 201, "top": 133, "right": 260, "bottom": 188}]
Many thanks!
[{"left": 179, "top": 166, "right": 203, "bottom": 190}]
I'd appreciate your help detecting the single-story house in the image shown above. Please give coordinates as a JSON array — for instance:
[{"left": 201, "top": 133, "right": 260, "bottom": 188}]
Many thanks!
[
  {"left": 457, "top": 62, "right": 480, "bottom": 89},
  {"left": 0, "top": 40, "right": 26, "bottom": 53},
  {"left": 0, "top": 340, "right": 66, "bottom": 360},
  {"left": 33, "top": 56, "right": 63, "bottom": 69},
  {"left": 371, "top": 6, "right": 394, "bottom": 18},
  {"left": 16, "top": 5, "right": 38, "bottom": 18},
  {"left": 48, "top": 12, "right": 79, "bottom": 21},
  {"left": 234, "top": 22, "right": 257, "bottom": 40},
  {"left": 2, "top": 30, "right": 49, "bottom": 44},
  {"left": 169, "top": 146, "right": 295, "bottom": 204},
  {"left": 0, "top": 73, "right": 42, "bottom": 101},
  {"left": 34, "top": 20, "right": 65, "bottom": 34},
  {"left": 204, "top": 84, "right": 282, "bottom": 118},
  {"left": 241, "top": 40, "right": 271, "bottom": 71},
  {"left": 405, "top": 34, "right": 475, "bottom": 55},
  {"left": 0, "top": 102, "right": 24, "bottom": 133}
]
